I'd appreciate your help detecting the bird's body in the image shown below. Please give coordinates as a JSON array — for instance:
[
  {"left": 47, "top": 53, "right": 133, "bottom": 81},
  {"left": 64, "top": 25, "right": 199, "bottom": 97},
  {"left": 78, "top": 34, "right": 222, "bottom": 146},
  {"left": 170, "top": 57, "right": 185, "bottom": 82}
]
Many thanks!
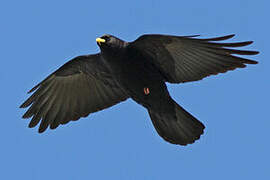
[
  {"left": 102, "top": 44, "right": 165, "bottom": 108},
  {"left": 20, "top": 33, "right": 258, "bottom": 145}
]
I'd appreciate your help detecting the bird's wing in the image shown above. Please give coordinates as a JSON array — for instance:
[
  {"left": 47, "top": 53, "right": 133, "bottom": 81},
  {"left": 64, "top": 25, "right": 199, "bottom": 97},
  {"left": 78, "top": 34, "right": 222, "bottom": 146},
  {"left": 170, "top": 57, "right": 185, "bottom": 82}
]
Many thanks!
[
  {"left": 130, "top": 34, "right": 259, "bottom": 83},
  {"left": 20, "top": 54, "right": 129, "bottom": 133}
]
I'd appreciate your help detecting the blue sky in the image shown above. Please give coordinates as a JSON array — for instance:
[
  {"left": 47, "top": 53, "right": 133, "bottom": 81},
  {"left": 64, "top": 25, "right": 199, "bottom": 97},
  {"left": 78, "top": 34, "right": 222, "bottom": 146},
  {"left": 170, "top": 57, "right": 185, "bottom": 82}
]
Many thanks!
[{"left": 1, "top": 0, "right": 269, "bottom": 179}]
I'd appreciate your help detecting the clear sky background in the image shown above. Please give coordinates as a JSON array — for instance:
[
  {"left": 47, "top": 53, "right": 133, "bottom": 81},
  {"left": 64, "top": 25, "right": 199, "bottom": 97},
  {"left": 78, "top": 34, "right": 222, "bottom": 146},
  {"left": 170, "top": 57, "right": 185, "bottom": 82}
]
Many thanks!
[{"left": 1, "top": 0, "right": 269, "bottom": 179}]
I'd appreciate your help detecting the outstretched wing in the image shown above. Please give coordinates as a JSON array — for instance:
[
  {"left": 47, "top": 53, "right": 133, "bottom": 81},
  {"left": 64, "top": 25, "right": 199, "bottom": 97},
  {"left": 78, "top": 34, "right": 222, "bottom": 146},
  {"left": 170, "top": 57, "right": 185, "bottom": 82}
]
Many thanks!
[
  {"left": 130, "top": 34, "right": 259, "bottom": 83},
  {"left": 20, "top": 54, "right": 129, "bottom": 133}
]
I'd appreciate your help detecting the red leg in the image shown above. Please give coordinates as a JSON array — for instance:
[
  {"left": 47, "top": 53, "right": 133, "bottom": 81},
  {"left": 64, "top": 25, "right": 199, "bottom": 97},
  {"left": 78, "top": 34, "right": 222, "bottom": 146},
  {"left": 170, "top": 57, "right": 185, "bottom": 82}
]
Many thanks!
[{"left": 143, "top": 87, "right": 150, "bottom": 95}]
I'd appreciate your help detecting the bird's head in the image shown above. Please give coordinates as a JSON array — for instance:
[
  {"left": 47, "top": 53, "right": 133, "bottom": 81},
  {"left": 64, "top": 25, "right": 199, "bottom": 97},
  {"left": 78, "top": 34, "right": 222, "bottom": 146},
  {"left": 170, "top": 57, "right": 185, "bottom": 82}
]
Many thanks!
[{"left": 96, "top": 34, "right": 127, "bottom": 52}]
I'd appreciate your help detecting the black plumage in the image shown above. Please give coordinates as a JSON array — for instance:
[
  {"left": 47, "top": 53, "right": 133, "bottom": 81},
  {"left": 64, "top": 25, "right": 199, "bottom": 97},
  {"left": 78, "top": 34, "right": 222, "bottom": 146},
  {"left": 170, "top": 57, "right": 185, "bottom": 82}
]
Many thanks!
[{"left": 20, "top": 33, "right": 258, "bottom": 145}]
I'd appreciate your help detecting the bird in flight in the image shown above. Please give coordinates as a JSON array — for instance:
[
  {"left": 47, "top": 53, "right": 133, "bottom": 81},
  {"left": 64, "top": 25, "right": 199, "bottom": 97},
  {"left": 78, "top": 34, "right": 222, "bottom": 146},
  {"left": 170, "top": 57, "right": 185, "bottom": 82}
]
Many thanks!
[{"left": 20, "top": 33, "right": 258, "bottom": 145}]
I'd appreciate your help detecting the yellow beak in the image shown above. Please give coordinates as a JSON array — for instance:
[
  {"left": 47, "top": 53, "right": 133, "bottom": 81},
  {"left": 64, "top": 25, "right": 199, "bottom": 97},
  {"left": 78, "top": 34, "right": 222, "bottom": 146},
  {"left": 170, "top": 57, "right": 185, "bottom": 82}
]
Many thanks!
[{"left": 96, "top": 38, "right": 106, "bottom": 45}]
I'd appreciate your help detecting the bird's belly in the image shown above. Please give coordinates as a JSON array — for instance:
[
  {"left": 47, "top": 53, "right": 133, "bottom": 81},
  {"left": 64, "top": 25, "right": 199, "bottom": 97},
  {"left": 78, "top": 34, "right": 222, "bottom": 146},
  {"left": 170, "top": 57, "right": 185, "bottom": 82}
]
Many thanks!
[
  {"left": 116, "top": 70, "right": 168, "bottom": 108},
  {"left": 106, "top": 55, "right": 168, "bottom": 108}
]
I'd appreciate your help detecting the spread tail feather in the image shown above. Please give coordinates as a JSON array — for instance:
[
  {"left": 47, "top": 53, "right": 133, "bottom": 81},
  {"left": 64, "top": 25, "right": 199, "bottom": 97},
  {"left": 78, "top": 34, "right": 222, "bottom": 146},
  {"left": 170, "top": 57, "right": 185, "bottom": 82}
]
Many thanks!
[{"left": 148, "top": 100, "right": 205, "bottom": 145}]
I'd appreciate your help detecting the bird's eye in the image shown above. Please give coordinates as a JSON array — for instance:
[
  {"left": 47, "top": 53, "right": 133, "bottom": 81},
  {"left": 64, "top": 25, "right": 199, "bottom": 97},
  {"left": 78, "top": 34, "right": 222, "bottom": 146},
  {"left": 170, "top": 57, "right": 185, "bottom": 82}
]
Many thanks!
[{"left": 102, "top": 35, "right": 110, "bottom": 42}]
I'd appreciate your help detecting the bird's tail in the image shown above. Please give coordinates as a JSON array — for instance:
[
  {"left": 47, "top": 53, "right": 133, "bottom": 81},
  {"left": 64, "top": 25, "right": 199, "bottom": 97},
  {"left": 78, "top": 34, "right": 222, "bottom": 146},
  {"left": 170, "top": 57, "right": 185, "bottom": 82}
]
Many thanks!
[{"left": 148, "top": 99, "right": 205, "bottom": 145}]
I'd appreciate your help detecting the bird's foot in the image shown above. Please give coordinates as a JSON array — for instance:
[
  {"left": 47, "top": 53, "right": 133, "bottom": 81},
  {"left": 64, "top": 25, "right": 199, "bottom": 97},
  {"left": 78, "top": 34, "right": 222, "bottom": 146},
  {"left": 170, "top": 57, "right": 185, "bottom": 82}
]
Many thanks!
[{"left": 143, "top": 87, "right": 150, "bottom": 95}]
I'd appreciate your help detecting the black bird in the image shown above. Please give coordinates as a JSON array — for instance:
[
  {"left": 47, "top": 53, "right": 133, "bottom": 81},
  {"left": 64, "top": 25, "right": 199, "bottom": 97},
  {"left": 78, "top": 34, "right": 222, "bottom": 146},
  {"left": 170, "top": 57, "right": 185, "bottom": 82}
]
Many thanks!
[{"left": 20, "top": 33, "right": 258, "bottom": 145}]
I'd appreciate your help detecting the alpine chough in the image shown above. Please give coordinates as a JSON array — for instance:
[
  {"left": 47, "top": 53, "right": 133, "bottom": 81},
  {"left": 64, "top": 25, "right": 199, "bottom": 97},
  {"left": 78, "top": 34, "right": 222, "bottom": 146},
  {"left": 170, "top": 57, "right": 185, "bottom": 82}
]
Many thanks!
[{"left": 20, "top": 34, "right": 258, "bottom": 145}]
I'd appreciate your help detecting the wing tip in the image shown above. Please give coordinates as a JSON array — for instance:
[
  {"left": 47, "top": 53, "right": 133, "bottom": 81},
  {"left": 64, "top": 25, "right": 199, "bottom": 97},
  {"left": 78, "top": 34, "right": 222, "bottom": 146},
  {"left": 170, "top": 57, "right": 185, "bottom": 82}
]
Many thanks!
[
  {"left": 244, "top": 41, "right": 253, "bottom": 46},
  {"left": 19, "top": 103, "right": 26, "bottom": 108},
  {"left": 27, "top": 84, "right": 40, "bottom": 94},
  {"left": 251, "top": 50, "right": 260, "bottom": 55},
  {"left": 28, "top": 121, "right": 48, "bottom": 134},
  {"left": 203, "top": 34, "right": 235, "bottom": 41},
  {"left": 246, "top": 59, "right": 258, "bottom": 64},
  {"left": 38, "top": 127, "right": 47, "bottom": 133},
  {"left": 22, "top": 114, "right": 30, "bottom": 119},
  {"left": 227, "top": 34, "right": 236, "bottom": 38},
  {"left": 184, "top": 34, "right": 201, "bottom": 38}
]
